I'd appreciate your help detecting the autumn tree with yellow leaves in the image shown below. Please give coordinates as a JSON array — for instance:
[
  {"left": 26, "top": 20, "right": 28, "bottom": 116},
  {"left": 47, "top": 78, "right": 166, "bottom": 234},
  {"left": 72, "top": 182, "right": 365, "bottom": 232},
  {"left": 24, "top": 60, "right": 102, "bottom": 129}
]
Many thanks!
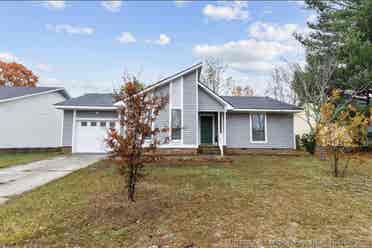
[{"left": 317, "top": 89, "right": 371, "bottom": 177}]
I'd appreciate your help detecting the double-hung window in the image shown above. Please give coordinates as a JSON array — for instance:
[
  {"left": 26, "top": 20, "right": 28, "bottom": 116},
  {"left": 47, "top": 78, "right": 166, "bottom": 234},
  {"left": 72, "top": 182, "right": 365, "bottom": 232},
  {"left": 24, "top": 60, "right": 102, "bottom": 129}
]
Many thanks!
[
  {"left": 251, "top": 113, "right": 267, "bottom": 143},
  {"left": 171, "top": 109, "right": 182, "bottom": 140},
  {"left": 170, "top": 79, "right": 182, "bottom": 141}
]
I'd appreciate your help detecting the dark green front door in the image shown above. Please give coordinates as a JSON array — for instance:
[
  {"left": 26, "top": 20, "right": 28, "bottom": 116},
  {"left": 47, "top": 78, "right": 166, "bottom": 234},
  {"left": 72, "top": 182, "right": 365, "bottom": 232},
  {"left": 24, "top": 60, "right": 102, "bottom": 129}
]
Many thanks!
[{"left": 200, "top": 116, "right": 213, "bottom": 144}]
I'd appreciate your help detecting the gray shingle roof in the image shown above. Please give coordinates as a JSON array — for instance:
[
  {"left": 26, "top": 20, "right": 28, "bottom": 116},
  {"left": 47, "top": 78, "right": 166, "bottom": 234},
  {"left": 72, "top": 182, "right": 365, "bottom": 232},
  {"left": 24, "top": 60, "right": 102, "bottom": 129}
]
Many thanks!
[
  {"left": 56, "top": 93, "right": 302, "bottom": 111},
  {"left": 221, "top": 96, "right": 302, "bottom": 110},
  {"left": 55, "top": 93, "right": 115, "bottom": 107},
  {"left": 0, "top": 86, "right": 68, "bottom": 102}
]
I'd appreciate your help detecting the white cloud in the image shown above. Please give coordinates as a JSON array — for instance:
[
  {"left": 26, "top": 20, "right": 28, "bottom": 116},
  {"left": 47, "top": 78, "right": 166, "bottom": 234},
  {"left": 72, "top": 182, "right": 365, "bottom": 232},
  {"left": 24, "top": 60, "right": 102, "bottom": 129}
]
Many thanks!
[
  {"left": 295, "top": 1, "right": 306, "bottom": 7},
  {"left": 193, "top": 39, "right": 295, "bottom": 74},
  {"left": 146, "top": 34, "right": 171, "bottom": 46},
  {"left": 46, "top": 24, "right": 95, "bottom": 35},
  {"left": 42, "top": 77, "right": 64, "bottom": 87},
  {"left": 193, "top": 22, "right": 304, "bottom": 80},
  {"left": 41, "top": 77, "right": 113, "bottom": 97},
  {"left": 36, "top": 63, "right": 53, "bottom": 72},
  {"left": 248, "top": 22, "right": 299, "bottom": 42},
  {"left": 43, "top": 1, "right": 66, "bottom": 10},
  {"left": 101, "top": 1, "right": 122, "bottom": 12},
  {"left": 117, "top": 32, "right": 136, "bottom": 44},
  {"left": 155, "top": 34, "right": 171, "bottom": 45},
  {"left": 0, "top": 52, "right": 19, "bottom": 62},
  {"left": 174, "top": 1, "right": 189, "bottom": 7},
  {"left": 307, "top": 13, "right": 318, "bottom": 23},
  {"left": 203, "top": 1, "right": 249, "bottom": 21},
  {"left": 193, "top": 22, "right": 306, "bottom": 94}
]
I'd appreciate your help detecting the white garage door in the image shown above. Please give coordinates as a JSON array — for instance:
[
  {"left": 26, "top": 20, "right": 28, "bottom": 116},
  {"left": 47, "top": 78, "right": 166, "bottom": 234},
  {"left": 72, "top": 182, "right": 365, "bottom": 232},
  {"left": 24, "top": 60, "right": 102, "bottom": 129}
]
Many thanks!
[{"left": 75, "top": 120, "right": 117, "bottom": 153}]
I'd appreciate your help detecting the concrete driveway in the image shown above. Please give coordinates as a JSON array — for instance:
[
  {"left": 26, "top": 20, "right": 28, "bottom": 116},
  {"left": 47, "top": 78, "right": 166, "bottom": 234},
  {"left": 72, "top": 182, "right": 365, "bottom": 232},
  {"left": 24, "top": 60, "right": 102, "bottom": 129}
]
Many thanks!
[{"left": 0, "top": 155, "right": 102, "bottom": 204}]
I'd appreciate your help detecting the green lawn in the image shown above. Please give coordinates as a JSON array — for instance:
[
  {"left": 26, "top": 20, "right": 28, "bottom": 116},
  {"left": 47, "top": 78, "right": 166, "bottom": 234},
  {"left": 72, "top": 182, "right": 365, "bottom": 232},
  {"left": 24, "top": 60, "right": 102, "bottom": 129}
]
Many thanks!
[
  {"left": 0, "top": 151, "right": 63, "bottom": 169},
  {"left": 0, "top": 155, "right": 371, "bottom": 247}
]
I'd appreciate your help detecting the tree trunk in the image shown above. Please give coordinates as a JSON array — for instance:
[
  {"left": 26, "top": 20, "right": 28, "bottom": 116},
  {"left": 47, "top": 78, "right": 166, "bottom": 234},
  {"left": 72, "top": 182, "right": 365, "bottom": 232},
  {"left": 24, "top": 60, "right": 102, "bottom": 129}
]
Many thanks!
[
  {"left": 333, "top": 151, "right": 339, "bottom": 177},
  {"left": 128, "top": 163, "right": 136, "bottom": 202},
  {"left": 342, "top": 158, "right": 351, "bottom": 177}
]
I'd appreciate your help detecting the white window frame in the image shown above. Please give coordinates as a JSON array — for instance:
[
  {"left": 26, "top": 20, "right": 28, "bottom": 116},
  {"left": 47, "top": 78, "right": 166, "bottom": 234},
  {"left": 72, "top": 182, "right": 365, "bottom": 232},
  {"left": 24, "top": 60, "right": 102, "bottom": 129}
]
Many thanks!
[
  {"left": 170, "top": 108, "right": 182, "bottom": 142},
  {"left": 250, "top": 113, "right": 268, "bottom": 143},
  {"left": 169, "top": 80, "right": 183, "bottom": 143}
]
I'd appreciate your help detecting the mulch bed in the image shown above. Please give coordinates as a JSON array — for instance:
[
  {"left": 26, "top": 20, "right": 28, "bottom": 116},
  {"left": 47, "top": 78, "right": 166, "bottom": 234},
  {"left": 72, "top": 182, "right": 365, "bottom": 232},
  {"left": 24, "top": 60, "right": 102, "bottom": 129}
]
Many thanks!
[{"left": 149, "top": 155, "right": 233, "bottom": 166}]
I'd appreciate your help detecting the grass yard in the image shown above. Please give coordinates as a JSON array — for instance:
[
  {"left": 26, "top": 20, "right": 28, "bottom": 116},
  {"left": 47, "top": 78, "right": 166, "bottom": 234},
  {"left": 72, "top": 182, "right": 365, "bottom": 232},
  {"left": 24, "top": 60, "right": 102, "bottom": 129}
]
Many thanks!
[
  {"left": 0, "top": 155, "right": 371, "bottom": 247},
  {"left": 0, "top": 151, "right": 64, "bottom": 169}
]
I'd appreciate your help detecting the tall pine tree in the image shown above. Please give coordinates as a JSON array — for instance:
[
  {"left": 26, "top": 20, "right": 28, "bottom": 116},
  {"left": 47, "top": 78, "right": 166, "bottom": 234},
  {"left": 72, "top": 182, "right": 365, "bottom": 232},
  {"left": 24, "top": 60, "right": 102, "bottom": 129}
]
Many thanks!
[{"left": 296, "top": 0, "right": 372, "bottom": 92}]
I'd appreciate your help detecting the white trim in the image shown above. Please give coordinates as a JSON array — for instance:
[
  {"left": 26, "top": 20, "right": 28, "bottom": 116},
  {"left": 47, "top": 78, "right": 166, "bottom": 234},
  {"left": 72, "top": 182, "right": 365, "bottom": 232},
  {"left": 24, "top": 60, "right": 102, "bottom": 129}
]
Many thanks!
[
  {"left": 181, "top": 76, "right": 184, "bottom": 143},
  {"left": 75, "top": 117, "right": 118, "bottom": 121},
  {"left": 0, "top": 88, "right": 67, "bottom": 104},
  {"left": 195, "top": 69, "right": 199, "bottom": 146},
  {"left": 224, "top": 110, "right": 227, "bottom": 146},
  {"left": 232, "top": 108, "right": 302, "bottom": 113},
  {"left": 250, "top": 112, "right": 268, "bottom": 144},
  {"left": 144, "top": 144, "right": 198, "bottom": 149},
  {"left": 160, "top": 144, "right": 198, "bottom": 148},
  {"left": 217, "top": 111, "right": 221, "bottom": 144},
  {"left": 217, "top": 111, "right": 221, "bottom": 135},
  {"left": 198, "top": 82, "right": 234, "bottom": 109},
  {"left": 292, "top": 113, "right": 296, "bottom": 150},
  {"left": 169, "top": 80, "right": 172, "bottom": 139},
  {"left": 56, "top": 106, "right": 117, "bottom": 110},
  {"left": 169, "top": 80, "right": 182, "bottom": 143},
  {"left": 170, "top": 108, "right": 182, "bottom": 143},
  {"left": 71, "top": 110, "right": 77, "bottom": 153},
  {"left": 60, "top": 110, "right": 64, "bottom": 147}
]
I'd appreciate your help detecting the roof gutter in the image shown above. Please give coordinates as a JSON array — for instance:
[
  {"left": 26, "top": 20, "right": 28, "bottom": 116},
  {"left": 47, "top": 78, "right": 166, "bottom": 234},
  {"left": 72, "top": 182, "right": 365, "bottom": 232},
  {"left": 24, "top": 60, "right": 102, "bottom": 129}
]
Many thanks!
[
  {"left": 0, "top": 88, "right": 68, "bottom": 104},
  {"left": 55, "top": 105, "right": 118, "bottom": 110},
  {"left": 230, "top": 108, "right": 303, "bottom": 113}
]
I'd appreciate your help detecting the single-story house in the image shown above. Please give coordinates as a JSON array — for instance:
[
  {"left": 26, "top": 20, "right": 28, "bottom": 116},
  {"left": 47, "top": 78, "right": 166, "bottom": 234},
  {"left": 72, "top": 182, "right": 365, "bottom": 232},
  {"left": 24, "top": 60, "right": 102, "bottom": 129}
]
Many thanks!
[
  {"left": 55, "top": 63, "right": 302, "bottom": 154},
  {"left": 0, "top": 86, "right": 69, "bottom": 150}
]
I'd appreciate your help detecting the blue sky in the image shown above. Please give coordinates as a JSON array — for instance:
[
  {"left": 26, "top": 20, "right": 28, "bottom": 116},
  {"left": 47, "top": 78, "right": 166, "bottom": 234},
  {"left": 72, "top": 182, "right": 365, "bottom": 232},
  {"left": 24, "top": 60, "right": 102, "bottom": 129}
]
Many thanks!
[{"left": 0, "top": 1, "right": 314, "bottom": 96}]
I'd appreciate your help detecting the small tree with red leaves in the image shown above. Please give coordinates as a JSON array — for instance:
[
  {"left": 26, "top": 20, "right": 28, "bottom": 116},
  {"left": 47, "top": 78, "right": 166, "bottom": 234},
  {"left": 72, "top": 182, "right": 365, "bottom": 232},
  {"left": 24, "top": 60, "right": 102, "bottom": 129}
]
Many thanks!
[
  {"left": 0, "top": 61, "right": 38, "bottom": 87},
  {"left": 106, "top": 74, "right": 168, "bottom": 202}
]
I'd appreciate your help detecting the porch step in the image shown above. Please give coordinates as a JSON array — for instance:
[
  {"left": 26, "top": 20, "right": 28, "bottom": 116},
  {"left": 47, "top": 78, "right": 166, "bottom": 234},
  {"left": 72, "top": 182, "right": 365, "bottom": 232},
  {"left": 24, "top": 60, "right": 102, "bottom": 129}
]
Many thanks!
[{"left": 198, "top": 145, "right": 221, "bottom": 155}]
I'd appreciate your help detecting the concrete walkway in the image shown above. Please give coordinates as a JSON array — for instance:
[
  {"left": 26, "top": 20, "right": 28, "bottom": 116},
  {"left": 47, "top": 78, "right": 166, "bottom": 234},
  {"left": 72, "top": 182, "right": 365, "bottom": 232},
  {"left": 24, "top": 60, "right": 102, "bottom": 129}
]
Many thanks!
[{"left": 0, "top": 155, "right": 102, "bottom": 204}]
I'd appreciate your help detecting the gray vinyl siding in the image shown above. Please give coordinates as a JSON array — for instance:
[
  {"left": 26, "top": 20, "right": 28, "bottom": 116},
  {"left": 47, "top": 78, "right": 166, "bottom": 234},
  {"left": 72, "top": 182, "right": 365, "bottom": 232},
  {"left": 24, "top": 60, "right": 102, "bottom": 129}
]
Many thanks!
[
  {"left": 154, "top": 84, "right": 170, "bottom": 142},
  {"left": 0, "top": 92, "right": 66, "bottom": 148},
  {"left": 76, "top": 110, "right": 117, "bottom": 119},
  {"left": 198, "top": 86, "right": 224, "bottom": 112},
  {"left": 226, "top": 112, "right": 295, "bottom": 149},
  {"left": 62, "top": 110, "right": 73, "bottom": 147},
  {"left": 183, "top": 70, "right": 198, "bottom": 145}
]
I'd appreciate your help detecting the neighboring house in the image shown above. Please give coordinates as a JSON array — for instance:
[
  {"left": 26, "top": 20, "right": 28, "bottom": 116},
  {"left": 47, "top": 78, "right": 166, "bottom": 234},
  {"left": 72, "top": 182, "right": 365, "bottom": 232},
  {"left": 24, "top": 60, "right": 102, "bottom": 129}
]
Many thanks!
[
  {"left": 294, "top": 112, "right": 311, "bottom": 136},
  {"left": 55, "top": 63, "right": 302, "bottom": 154},
  {"left": 0, "top": 86, "right": 69, "bottom": 150},
  {"left": 294, "top": 104, "right": 316, "bottom": 136}
]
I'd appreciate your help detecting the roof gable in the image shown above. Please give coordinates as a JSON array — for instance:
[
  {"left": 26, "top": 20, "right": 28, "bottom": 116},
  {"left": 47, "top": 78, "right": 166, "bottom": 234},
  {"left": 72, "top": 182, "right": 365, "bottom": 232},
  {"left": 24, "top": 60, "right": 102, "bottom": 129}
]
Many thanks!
[
  {"left": 137, "top": 62, "right": 202, "bottom": 95},
  {"left": 197, "top": 82, "right": 233, "bottom": 109}
]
